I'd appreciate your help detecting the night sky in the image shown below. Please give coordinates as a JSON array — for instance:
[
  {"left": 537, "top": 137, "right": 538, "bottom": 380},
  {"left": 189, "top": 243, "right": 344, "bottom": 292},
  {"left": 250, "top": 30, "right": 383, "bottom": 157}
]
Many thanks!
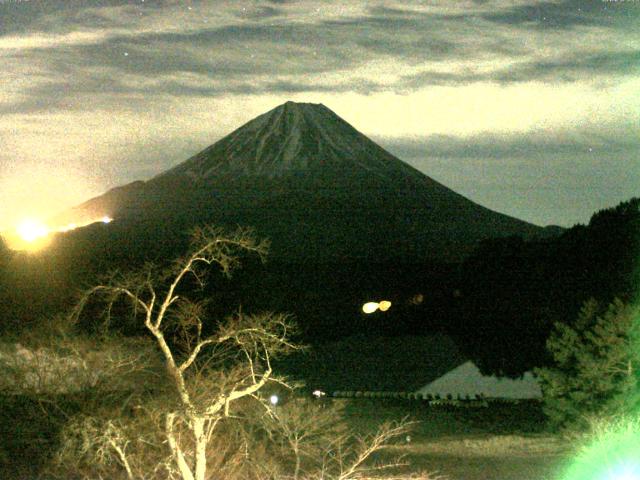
[{"left": 1, "top": 0, "right": 638, "bottom": 231}]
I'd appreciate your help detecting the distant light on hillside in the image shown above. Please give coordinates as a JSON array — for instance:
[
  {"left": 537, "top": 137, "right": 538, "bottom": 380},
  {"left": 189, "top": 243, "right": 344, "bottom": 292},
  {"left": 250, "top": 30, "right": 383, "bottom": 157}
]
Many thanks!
[
  {"left": 362, "top": 300, "right": 392, "bottom": 314},
  {"left": 101, "top": 216, "right": 113, "bottom": 224},
  {"left": 378, "top": 300, "right": 392, "bottom": 312},
  {"left": 410, "top": 293, "right": 424, "bottom": 305},
  {"left": 362, "top": 302, "right": 379, "bottom": 314},
  {"left": 59, "top": 223, "right": 78, "bottom": 233}
]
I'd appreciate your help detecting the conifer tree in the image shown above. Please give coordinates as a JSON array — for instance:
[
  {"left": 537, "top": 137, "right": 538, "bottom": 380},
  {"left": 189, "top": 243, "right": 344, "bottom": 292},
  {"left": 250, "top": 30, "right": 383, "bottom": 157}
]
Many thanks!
[{"left": 535, "top": 299, "right": 640, "bottom": 430}]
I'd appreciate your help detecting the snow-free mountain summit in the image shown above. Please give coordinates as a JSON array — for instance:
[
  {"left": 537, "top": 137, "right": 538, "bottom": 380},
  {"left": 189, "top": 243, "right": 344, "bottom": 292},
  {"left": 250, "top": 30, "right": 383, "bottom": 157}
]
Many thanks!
[{"left": 56, "top": 101, "right": 547, "bottom": 261}]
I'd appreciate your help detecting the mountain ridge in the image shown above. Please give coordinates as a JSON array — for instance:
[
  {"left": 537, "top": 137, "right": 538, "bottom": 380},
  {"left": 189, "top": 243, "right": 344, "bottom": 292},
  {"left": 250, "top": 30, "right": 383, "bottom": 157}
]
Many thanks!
[
  {"left": 52, "top": 101, "right": 551, "bottom": 262},
  {"left": 154, "top": 101, "right": 435, "bottom": 183}
]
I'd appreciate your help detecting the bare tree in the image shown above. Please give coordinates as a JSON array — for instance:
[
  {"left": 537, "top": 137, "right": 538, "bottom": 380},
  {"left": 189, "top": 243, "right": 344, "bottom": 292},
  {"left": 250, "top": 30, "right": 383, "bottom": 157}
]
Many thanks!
[
  {"left": 51, "top": 225, "right": 441, "bottom": 480},
  {"left": 262, "top": 397, "right": 429, "bottom": 480},
  {"left": 261, "top": 397, "right": 347, "bottom": 480},
  {"left": 320, "top": 418, "right": 414, "bottom": 480},
  {"left": 71, "top": 226, "right": 299, "bottom": 480}
]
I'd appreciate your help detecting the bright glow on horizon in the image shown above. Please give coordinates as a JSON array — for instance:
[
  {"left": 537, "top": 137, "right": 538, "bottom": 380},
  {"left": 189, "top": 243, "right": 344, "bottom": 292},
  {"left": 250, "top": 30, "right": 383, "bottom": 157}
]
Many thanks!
[
  {"left": 59, "top": 223, "right": 78, "bottom": 233},
  {"left": 1, "top": 215, "right": 114, "bottom": 252},
  {"left": 3, "top": 218, "right": 53, "bottom": 252},
  {"left": 16, "top": 218, "right": 49, "bottom": 243},
  {"left": 0, "top": 165, "right": 102, "bottom": 234}
]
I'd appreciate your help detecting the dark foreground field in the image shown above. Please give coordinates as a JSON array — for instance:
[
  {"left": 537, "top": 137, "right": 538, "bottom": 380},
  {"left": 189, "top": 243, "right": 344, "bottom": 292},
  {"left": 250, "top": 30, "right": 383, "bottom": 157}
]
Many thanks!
[
  {"left": 339, "top": 399, "right": 572, "bottom": 480},
  {"left": 1, "top": 395, "right": 573, "bottom": 479}
]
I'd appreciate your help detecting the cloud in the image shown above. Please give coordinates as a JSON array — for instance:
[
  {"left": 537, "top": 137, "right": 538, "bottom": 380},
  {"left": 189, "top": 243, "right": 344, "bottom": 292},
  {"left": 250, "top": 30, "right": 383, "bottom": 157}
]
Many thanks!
[
  {"left": 480, "top": 0, "right": 638, "bottom": 29},
  {"left": 379, "top": 127, "right": 640, "bottom": 161},
  {"left": 0, "top": 0, "right": 638, "bottom": 228},
  {"left": 378, "top": 129, "right": 640, "bottom": 227},
  {"left": 2, "top": 0, "right": 638, "bottom": 109},
  {"left": 397, "top": 47, "right": 640, "bottom": 88}
]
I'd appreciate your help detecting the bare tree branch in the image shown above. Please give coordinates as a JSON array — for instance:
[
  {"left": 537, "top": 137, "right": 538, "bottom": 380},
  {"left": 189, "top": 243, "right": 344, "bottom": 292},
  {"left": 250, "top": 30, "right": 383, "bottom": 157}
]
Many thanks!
[{"left": 66, "top": 226, "right": 295, "bottom": 480}]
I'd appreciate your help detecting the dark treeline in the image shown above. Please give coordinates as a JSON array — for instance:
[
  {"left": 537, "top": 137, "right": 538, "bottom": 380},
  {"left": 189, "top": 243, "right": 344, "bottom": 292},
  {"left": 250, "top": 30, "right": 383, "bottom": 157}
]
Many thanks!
[
  {"left": 450, "top": 197, "right": 640, "bottom": 377},
  {"left": 0, "top": 198, "right": 638, "bottom": 386}
]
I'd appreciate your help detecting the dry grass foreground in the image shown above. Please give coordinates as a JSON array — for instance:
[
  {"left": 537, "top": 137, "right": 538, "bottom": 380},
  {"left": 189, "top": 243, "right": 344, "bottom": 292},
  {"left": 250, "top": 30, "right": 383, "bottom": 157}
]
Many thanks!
[{"left": 337, "top": 399, "right": 572, "bottom": 480}]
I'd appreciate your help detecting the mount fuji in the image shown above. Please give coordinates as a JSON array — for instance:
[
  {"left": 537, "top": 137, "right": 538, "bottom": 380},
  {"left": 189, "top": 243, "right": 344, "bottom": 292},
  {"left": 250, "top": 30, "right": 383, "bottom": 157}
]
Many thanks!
[{"left": 55, "top": 101, "right": 548, "bottom": 262}]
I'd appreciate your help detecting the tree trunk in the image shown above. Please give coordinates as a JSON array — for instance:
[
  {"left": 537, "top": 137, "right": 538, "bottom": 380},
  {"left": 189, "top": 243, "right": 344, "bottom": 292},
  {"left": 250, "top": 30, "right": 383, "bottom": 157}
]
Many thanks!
[
  {"left": 166, "top": 413, "right": 195, "bottom": 480},
  {"left": 193, "top": 416, "right": 207, "bottom": 480},
  {"left": 293, "top": 443, "right": 301, "bottom": 480}
]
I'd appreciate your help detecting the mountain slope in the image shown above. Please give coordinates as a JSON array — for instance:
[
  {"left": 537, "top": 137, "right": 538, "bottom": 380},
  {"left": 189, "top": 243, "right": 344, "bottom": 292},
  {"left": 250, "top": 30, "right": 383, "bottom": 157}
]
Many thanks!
[
  {"left": 54, "top": 101, "right": 548, "bottom": 262},
  {"left": 157, "top": 100, "right": 431, "bottom": 181}
]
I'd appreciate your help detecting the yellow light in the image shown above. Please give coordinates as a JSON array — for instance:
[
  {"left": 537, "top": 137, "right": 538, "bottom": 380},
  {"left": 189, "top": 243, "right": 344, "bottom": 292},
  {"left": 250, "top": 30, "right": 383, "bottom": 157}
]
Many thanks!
[
  {"left": 59, "top": 223, "right": 77, "bottom": 232},
  {"left": 17, "top": 219, "right": 49, "bottom": 243},
  {"left": 1, "top": 214, "right": 114, "bottom": 252},
  {"left": 57, "top": 215, "right": 112, "bottom": 233},
  {"left": 378, "top": 300, "right": 392, "bottom": 312},
  {"left": 362, "top": 302, "right": 379, "bottom": 314},
  {"left": 1, "top": 218, "right": 52, "bottom": 252}
]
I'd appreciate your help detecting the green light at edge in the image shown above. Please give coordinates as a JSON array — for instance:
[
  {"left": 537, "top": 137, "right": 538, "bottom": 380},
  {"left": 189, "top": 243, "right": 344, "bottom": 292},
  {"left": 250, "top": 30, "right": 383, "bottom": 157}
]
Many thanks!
[{"left": 561, "top": 419, "right": 640, "bottom": 480}]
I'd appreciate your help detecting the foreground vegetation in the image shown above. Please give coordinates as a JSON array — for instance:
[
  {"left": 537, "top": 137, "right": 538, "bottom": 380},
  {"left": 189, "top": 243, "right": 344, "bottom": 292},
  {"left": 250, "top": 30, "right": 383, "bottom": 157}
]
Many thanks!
[
  {"left": 536, "top": 299, "right": 640, "bottom": 431},
  {"left": 0, "top": 198, "right": 638, "bottom": 479},
  {"left": 1, "top": 394, "right": 571, "bottom": 480},
  {"left": 1, "top": 227, "right": 433, "bottom": 479}
]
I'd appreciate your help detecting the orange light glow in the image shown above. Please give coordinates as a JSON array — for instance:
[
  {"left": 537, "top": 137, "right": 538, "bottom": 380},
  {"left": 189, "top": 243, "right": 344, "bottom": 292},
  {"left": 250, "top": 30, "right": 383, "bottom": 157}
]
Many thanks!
[{"left": 378, "top": 300, "right": 392, "bottom": 312}]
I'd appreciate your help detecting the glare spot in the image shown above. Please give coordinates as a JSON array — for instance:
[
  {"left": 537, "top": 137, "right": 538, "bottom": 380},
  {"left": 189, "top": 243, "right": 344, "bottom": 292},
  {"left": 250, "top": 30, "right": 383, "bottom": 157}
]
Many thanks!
[
  {"left": 562, "top": 417, "right": 640, "bottom": 480},
  {"left": 378, "top": 300, "right": 392, "bottom": 312},
  {"left": 603, "top": 462, "right": 640, "bottom": 480}
]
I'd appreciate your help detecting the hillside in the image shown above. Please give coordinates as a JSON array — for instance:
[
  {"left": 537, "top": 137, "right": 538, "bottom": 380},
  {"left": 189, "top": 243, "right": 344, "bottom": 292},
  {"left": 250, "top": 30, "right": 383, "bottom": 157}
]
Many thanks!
[{"left": 53, "top": 101, "right": 548, "bottom": 263}]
